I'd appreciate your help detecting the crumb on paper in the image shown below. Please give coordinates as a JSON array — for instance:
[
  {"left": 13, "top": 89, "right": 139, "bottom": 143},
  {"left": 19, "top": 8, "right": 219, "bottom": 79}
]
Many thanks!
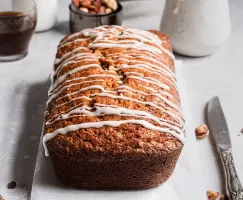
[
  {"left": 29, "top": 135, "right": 38, "bottom": 140},
  {"left": 195, "top": 124, "right": 210, "bottom": 139},
  {"left": 7, "top": 181, "right": 17, "bottom": 189},
  {"left": 207, "top": 190, "right": 220, "bottom": 200},
  {"left": 241, "top": 128, "right": 243, "bottom": 134}
]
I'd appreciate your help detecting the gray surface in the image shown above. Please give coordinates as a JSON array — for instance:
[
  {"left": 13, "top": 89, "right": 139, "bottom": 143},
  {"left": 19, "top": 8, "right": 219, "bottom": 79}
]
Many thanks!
[{"left": 0, "top": 0, "right": 243, "bottom": 199}]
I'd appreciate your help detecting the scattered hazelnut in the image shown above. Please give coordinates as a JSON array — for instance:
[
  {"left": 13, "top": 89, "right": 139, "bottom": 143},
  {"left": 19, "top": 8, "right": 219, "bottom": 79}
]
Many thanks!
[
  {"left": 195, "top": 124, "right": 209, "bottom": 139},
  {"left": 207, "top": 190, "right": 220, "bottom": 200},
  {"left": 105, "top": 8, "right": 112, "bottom": 14},
  {"left": 80, "top": 7, "right": 89, "bottom": 13}
]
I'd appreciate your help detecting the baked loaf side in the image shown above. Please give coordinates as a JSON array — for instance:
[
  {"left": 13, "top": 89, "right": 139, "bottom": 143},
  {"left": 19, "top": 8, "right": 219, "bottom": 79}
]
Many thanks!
[{"left": 43, "top": 25, "right": 185, "bottom": 189}]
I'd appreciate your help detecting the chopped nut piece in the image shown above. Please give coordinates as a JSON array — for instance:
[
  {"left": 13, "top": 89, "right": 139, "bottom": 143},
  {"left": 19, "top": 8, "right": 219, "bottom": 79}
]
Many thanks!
[
  {"left": 105, "top": 0, "right": 118, "bottom": 11},
  {"left": 241, "top": 128, "right": 243, "bottom": 134},
  {"left": 109, "top": 65, "right": 115, "bottom": 71},
  {"left": 80, "top": 0, "right": 91, "bottom": 7},
  {"left": 207, "top": 190, "right": 220, "bottom": 200},
  {"left": 89, "top": 10, "right": 97, "bottom": 14},
  {"left": 80, "top": 7, "right": 89, "bottom": 13},
  {"left": 99, "top": 6, "right": 106, "bottom": 13},
  {"left": 7, "top": 181, "right": 17, "bottom": 189},
  {"left": 0, "top": 195, "right": 4, "bottom": 200},
  {"left": 105, "top": 8, "right": 112, "bottom": 14},
  {"left": 72, "top": 0, "right": 80, "bottom": 7},
  {"left": 195, "top": 124, "right": 209, "bottom": 139},
  {"left": 93, "top": 0, "right": 102, "bottom": 7}
]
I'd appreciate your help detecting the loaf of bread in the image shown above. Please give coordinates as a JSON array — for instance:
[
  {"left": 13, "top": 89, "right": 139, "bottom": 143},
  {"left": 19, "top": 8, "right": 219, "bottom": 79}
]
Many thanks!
[{"left": 43, "top": 25, "right": 185, "bottom": 189}]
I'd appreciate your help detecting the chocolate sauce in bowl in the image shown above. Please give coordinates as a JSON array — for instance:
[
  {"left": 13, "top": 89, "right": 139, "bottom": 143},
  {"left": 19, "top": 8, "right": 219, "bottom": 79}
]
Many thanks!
[{"left": 0, "top": 11, "right": 36, "bottom": 56}]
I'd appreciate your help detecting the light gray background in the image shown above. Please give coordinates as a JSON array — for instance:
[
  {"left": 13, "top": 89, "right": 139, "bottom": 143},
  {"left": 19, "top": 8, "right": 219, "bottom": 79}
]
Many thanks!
[{"left": 0, "top": 0, "right": 243, "bottom": 199}]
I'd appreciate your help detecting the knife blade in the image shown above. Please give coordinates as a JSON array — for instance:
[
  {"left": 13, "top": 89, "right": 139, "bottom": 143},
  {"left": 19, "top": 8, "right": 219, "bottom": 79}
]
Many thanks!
[
  {"left": 207, "top": 96, "right": 243, "bottom": 200},
  {"left": 207, "top": 96, "right": 231, "bottom": 150}
]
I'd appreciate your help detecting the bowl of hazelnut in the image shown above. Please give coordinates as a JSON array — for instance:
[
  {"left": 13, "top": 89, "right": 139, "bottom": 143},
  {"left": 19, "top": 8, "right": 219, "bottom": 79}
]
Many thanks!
[{"left": 70, "top": 0, "right": 123, "bottom": 33}]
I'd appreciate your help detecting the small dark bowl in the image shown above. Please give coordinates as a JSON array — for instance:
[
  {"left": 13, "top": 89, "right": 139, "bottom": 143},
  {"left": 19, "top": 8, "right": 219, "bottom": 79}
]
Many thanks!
[{"left": 69, "top": 3, "right": 123, "bottom": 33}]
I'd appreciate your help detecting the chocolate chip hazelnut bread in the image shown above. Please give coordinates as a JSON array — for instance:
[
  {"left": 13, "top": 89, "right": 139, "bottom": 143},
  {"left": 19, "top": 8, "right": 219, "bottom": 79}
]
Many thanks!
[{"left": 43, "top": 25, "right": 185, "bottom": 189}]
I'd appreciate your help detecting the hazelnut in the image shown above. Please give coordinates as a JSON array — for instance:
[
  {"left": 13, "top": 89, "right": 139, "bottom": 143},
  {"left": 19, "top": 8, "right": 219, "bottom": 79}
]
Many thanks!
[
  {"left": 106, "top": 0, "right": 118, "bottom": 11},
  {"left": 99, "top": 6, "right": 106, "bottom": 13},
  {"left": 195, "top": 124, "right": 209, "bottom": 139},
  {"left": 80, "top": 7, "right": 89, "bottom": 13},
  {"left": 94, "top": 50, "right": 102, "bottom": 57},
  {"left": 102, "top": 0, "right": 118, "bottom": 11},
  {"left": 207, "top": 190, "right": 220, "bottom": 200},
  {"left": 76, "top": 0, "right": 117, "bottom": 14},
  {"left": 93, "top": 0, "right": 102, "bottom": 7},
  {"left": 89, "top": 10, "right": 97, "bottom": 14},
  {"left": 105, "top": 8, "right": 112, "bottom": 14},
  {"left": 101, "top": 0, "right": 108, "bottom": 4},
  {"left": 72, "top": 0, "right": 80, "bottom": 7},
  {"left": 80, "top": 0, "right": 91, "bottom": 7},
  {"left": 135, "top": 141, "right": 143, "bottom": 148}
]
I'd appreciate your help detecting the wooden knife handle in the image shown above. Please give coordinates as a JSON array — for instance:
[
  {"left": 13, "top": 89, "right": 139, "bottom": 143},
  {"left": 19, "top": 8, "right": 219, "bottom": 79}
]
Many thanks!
[{"left": 220, "top": 149, "right": 243, "bottom": 200}]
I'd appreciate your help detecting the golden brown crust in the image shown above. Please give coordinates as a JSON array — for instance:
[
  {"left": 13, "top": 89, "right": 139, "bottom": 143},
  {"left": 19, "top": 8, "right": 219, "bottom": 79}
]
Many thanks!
[{"left": 44, "top": 26, "right": 184, "bottom": 188}]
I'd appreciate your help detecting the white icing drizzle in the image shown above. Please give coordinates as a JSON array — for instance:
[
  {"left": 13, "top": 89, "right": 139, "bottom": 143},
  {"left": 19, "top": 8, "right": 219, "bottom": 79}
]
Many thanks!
[
  {"left": 43, "top": 120, "right": 186, "bottom": 156},
  {"left": 49, "top": 74, "right": 118, "bottom": 95},
  {"left": 54, "top": 47, "right": 87, "bottom": 65},
  {"left": 57, "top": 96, "right": 91, "bottom": 108},
  {"left": 124, "top": 75, "right": 170, "bottom": 90},
  {"left": 50, "top": 64, "right": 101, "bottom": 94},
  {"left": 43, "top": 25, "right": 185, "bottom": 156},
  {"left": 118, "top": 64, "right": 177, "bottom": 88},
  {"left": 54, "top": 54, "right": 97, "bottom": 77}
]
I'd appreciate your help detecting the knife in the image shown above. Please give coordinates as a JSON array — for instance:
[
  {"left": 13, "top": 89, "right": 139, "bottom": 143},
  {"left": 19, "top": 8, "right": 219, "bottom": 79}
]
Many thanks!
[{"left": 207, "top": 96, "right": 243, "bottom": 200}]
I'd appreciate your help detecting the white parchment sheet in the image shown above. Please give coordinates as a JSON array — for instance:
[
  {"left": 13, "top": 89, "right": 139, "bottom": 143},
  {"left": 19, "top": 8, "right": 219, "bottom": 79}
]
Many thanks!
[{"left": 31, "top": 61, "right": 206, "bottom": 200}]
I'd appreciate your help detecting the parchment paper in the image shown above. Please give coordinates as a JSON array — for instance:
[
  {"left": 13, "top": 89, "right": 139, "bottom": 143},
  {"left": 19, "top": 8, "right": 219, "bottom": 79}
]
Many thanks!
[{"left": 31, "top": 61, "right": 206, "bottom": 200}]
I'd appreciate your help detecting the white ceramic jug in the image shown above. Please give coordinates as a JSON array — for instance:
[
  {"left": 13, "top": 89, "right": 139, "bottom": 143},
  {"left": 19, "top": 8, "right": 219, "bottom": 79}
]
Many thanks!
[
  {"left": 12, "top": 0, "right": 58, "bottom": 32},
  {"left": 34, "top": 0, "right": 58, "bottom": 32},
  {"left": 160, "top": 0, "right": 231, "bottom": 57}
]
